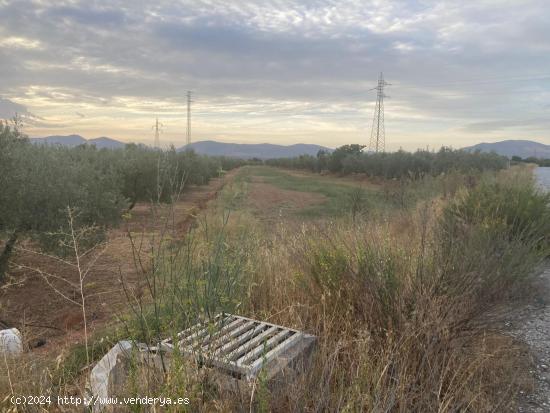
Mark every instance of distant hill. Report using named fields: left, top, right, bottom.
left=87, top=137, right=126, bottom=149
left=31, top=135, right=126, bottom=149
left=179, top=140, right=332, bottom=159
left=31, top=134, right=87, bottom=147
left=463, top=140, right=550, bottom=159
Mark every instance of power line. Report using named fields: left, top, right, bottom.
left=394, top=73, right=550, bottom=90
left=191, top=87, right=547, bottom=114
left=189, top=73, right=550, bottom=109
left=369, top=72, right=390, bottom=153
left=146, top=73, right=549, bottom=133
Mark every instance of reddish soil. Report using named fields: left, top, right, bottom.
left=0, top=170, right=237, bottom=353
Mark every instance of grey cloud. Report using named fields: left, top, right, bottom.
left=463, top=118, right=550, bottom=133
left=45, top=4, right=127, bottom=27
left=0, top=0, right=549, bottom=143
left=0, top=98, right=29, bottom=119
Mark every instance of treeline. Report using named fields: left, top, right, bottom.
left=0, top=122, right=243, bottom=280
left=511, top=155, right=550, bottom=167
left=265, top=144, right=508, bottom=178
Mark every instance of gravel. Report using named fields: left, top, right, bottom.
left=506, top=263, right=550, bottom=412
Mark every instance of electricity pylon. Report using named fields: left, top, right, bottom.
left=186, top=91, right=192, bottom=146
left=368, top=72, right=390, bottom=153
left=153, top=118, right=163, bottom=148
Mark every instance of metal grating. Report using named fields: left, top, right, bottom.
left=159, top=314, right=315, bottom=381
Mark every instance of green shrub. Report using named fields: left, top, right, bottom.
left=436, top=171, right=550, bottom=314
left=122, top=211, right=253, bottom=345
left=442, top=172, right=550, bottom=252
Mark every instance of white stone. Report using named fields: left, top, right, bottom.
left=88, top=341, right=166, bottom=412
left=89, top=340, right=133, bottom=412
left=0, top=328, right=23, bottom=356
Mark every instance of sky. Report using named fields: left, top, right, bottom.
left=0, top=0, right=549, bottom=150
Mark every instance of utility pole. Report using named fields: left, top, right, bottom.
left=368, top=72, right=390, bottom=153
left=153, top=117, right=163, bottom=148
left=186, top=91, right=192, bottom=146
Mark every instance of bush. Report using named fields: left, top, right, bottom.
left=436, top=170, right=550, bottom=313
left=442, top=171, right=550, bottom=250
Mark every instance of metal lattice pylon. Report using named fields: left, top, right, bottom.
left=186, top=91, right=192, bottom=146
left=368, top=72, right=390, bottom=153
left=153, top=118, right=163, bottom=148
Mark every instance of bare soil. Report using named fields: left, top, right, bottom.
left=246, top=177, right=326, bottom=221
left=0, top=171, right=237, bottom=353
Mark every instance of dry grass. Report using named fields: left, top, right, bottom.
left=118, top=167, right=535, bottom=412
left=242, top=216, right=532, bottom=412
left=1, top=166, right=544, bottom=412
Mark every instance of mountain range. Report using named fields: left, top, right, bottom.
left=30, top=135, right=330, bottom=158
left=30, top=135, right=550, bottom=159
left=31, top=135, right=126, bottom=149
left=178, top=140, right=331, bottom=159
left=462, top=140, right=550, bottom=159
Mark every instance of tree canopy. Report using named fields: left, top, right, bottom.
left=0, top=122, right=243, bottom=280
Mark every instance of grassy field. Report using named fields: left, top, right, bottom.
left=228, top=165, right=435, bottom=225
left=239, top=166, right=383, bottom=219
left=2, top=164, right=549, bottom=412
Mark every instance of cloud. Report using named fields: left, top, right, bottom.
left=0, top=98, right=29, bottom=119
left=0, top=36, right=42, bottom=50
left=0, top=0, right=548, bottom=148
left=463, top=118, right=550, bottom=133
left=45, top=4, right=127, bottom=27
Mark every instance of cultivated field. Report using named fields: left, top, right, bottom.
left=1, top=170, right=238, bottom=345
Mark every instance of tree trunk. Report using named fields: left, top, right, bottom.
left=0, top=230, right=18, bottom=283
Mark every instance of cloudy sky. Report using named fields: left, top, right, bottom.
left=0, top=0, right=549, bottom=150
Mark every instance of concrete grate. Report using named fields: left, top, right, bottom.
left=160, top=314, right=316, bottom=381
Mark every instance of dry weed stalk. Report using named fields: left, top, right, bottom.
left=14, top=207, right=107, bottom=365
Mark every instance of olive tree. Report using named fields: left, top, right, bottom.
left=0, top=124, right=126, bottom=281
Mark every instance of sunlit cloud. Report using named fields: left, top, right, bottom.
left=0, top=36, right=42, bottom=50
